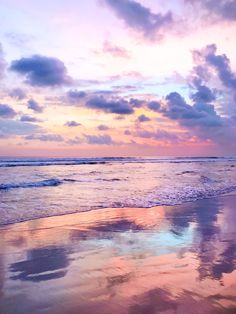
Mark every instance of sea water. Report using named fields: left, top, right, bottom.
left=1, top=156, right=236, bottom=225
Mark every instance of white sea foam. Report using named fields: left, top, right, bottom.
left=0, top=157, right=236, bottom=225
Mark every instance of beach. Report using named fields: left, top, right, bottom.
left=0, top=194, right=235, bottom=314
left=1, top=0, right=236, bottom=312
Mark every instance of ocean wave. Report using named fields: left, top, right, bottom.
left=177, top=171, right=197, bottom=175
left=0, top=161, right=106, bottom=168
left=0, top=156, right=236, bottom=168
left=96, top=178, right=122, bottom=182
left=1, top=157, right=236, bottom=225
left=199, top=175, right=219, bottom=184
left=0, top=179, right=63, bottom=190
left=115, top=184, right=236, bottom=209
left=1, top=183, right=236, bottom=226
left=0, top=177, right=125, bottom=190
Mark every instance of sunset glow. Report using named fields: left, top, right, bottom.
left=0, top=0, right=236, bottom=156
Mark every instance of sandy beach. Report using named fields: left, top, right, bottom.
left=1, top=0, right=236, bottom=311
left=0, top=194, right=235, bottom=314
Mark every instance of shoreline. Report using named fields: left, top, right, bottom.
left=0, top=194, right=235, bottom=314
left=1, top=192, right=236, bottom=229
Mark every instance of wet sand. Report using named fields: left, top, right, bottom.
left=0, top=195, right=235, bottom=314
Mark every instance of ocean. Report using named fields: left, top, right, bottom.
left=1, top=156, right=236, bottom=225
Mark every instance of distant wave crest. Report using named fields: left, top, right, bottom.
left=0, top=179, right=62, bottom=190
left=0, top=156, right=236, bottom=168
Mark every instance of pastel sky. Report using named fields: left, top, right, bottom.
left=0, top=0, right=236, bottom=157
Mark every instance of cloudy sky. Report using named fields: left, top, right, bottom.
left=0, top=0, right=236, bottom=157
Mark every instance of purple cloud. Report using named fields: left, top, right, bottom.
left=20, top=115, right=40, bottom=122
left=97, top=124, right=110, bottom=131
left=136, top=129, right=179, bottom=142
left=28, top=99, right=43, bottom=113
left=66, top=90, right=87, bottom=104
left=191, top=44, right=236, bottom=91
left=204, top=44, right=236, bottom=90
left=164, top=92, right=222, bottom=128
left=148, top=101, right=161, bottom=112
left=187, top=0, right=236, bottom=21
left=103, top=0, right=173, bottom=38
left=9, top=88, right=26, bottom=100
left=67, top=136, right=83, bottom=145
left=102, top=40, right=130, bottom=58
left=86, top=96, right=134, bottom=114
left=0, top=119, right=40, bottom=137
left=10, top=55, right=72, bottom=87
left=25, top=134, right=64, bottom=142
left=124, top=130, right=131, bottom=135
left=129, top=98, right=144, bottom=108
left=64, top=121, right=81, bottom=127
left=0, top=104, right=17, bottom=118
left=190, top=85, right=216, bottom=103
left=190, top=44, right=236, bottom=120
left=137, top=114, right=151, bottom=122
left=85, top=134, right=114, bottom=145
left=154, top=90, right=236, bottom=145
left=0, top=43, right=6, bottom=79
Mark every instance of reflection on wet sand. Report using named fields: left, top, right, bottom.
left=0, top=195, right=235, bottom=314
left=10, top=246, right=71, bottom=282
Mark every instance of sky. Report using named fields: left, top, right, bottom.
left=0, top=0, right=236, bottom=157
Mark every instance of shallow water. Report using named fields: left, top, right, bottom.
left=1, top=157, right=236, bottom=224
left=0, top=195, right=235, bottom=313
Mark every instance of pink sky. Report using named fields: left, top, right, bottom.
left=0, top=0, right=236, bottom=156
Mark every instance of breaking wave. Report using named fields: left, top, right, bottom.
left=1, top=156, right=236, bottom=225
left=0, top=179, right=63, bottom=190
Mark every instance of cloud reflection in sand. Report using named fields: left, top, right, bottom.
left=0, top=195, right=235, bottom=313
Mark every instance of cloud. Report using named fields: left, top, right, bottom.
left=0, top=104, right=17, bottom=118
left=164, top=43, right=236, bottom=145
left=9, top=88, right=26, bottom=100
left=192, top=44, right=236, bottom=90
left=102, top=40, right=130, bottom=58
left=0, top=133, right=8, bottom=139
left=164, top=92, right=223, bottom=128
left=20, top=115, right=40, bottom=122
left=0, top=119, right=40, bottom=137
left=203, top=44, right=236, bottom=90
left=28, top=99, right=43, bottom=113
left=66, top=89, right=87, bottom=104
left=85, top=134, right=114, bottom=145
left=25, top=134, right=64, bottom=142
left=129, top=98, right=144, bottom=108
left=0, top=43, right=6, bottom=79
left=137, top=114, right=151, bottom=122
left=124, top=130, right=131, bottom=135
left=67, top=136, right=83, bottom=145
left=187, top=0, right=236, bottom=21
left=154, top=89, right=236, bottom=145
left=97, top=124, right=110, bottom=130
left=191, top=65, right=211, bottom=86
left=190, top=44, right=236, bottom=120
left=4, top=32, right=34, bottom=49
left=114, top=115, right=125, bottom=120
left=190, top=85, right=216, bottom=103
left=103, top=0, right=173, bottom=38
left=148, top=101, right=161, bottom=112
left=10, top=55, right=72, bottom=87
left=64, top=121, right=81, bottom=127
left=136, top=129, right=179, bottom=142
left=86, top=96, right=134, bottom=114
